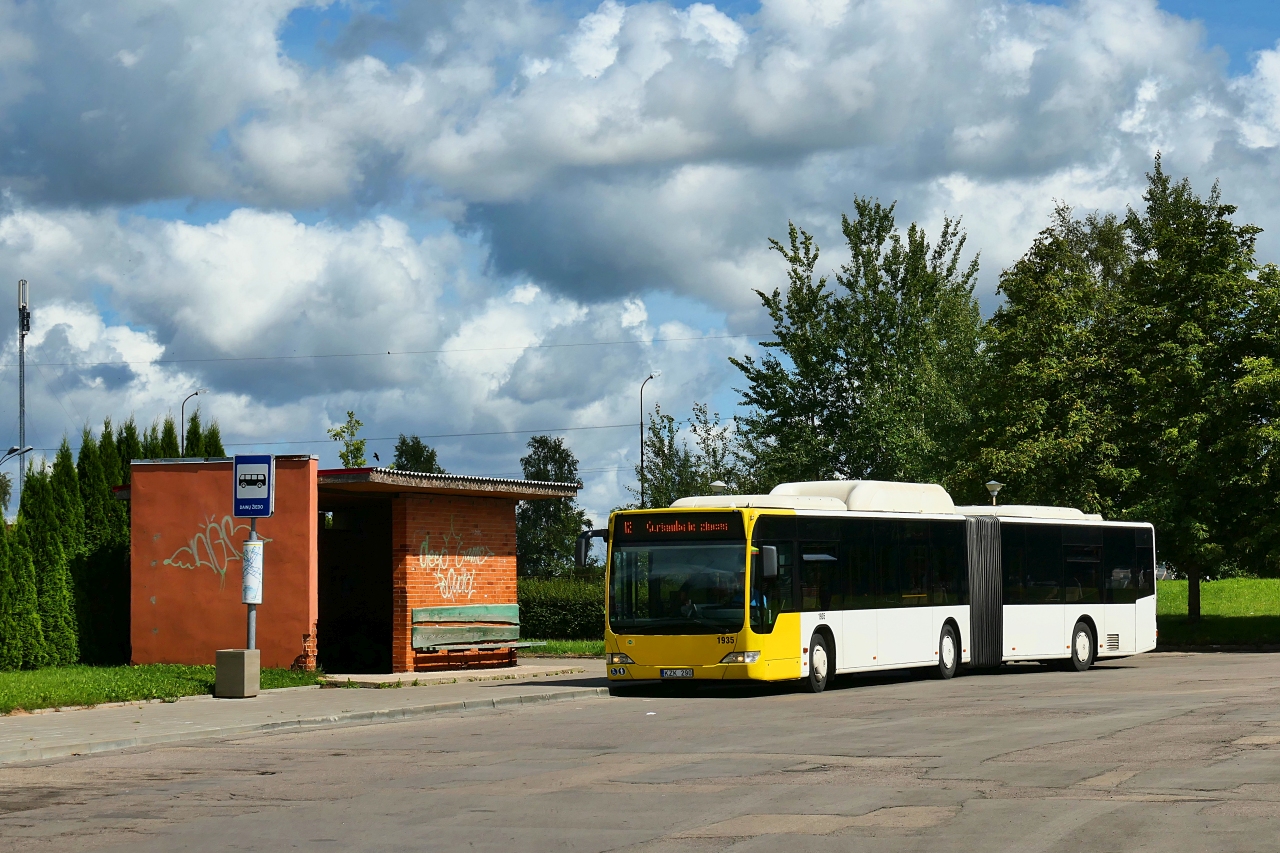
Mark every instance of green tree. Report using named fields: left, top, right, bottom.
left=203, top=421, right=225, bottom=457
left=99, top=417, right=122, bottom=489
left=0, top=472, right=10, bottom=514
left=1, top=519, right=46, bottom=668
left=20, top=464, right=77, bottom=665
left=516, top=436, right=591, bottom=578
left=631, top=404, right=700, bottom=508
left=184, top=410, right=204, bottom=457
left=392, top=434, right=446, bottom=473
left=1117, top=157, right=1280, bottom=620
left=957, top=207, right=1134, bottom=513
left=732, top=201, right=982, bottom=489
left=0, top=520, right=21, bottom=670
left=159, top=416, right=181, bottom=458
left=51, top=439, right=86, bottom=564
left=139, top=420, right=161, bottom=460
left=117, top=417, right=142, bottom=484
left=327, top=411, right=367, bottom=468
left=78, top=425, right=131, bottom=664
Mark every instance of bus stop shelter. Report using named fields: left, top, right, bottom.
left=124, top=458, right=578, bottom=673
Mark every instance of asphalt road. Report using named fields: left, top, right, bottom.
left=3, top=652, right=1280, bottom=852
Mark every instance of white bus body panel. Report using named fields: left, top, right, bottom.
left=1136, top=595, right=1157, bottom=652
left=1101, top=604, right=1136, bottom=655
left=1003, top=604, right=1064, bottom=659
left=841, top=610, right=877, bottom=671
left=878, top=608, right=933, bottom=666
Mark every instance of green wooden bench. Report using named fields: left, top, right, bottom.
left=411, top=604, right=542, bottom=652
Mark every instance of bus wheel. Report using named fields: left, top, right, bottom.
left=936, top=624, right=959, bottom=680
left=1068, top=621, right=1095, bottom=672
left=803, top=633, right=830, bottom=694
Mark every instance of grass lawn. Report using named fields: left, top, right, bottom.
left=0, top=664, right=323, bottom=715
left=1157, top=578, right=1280, bottom=646
left=525, top=639, right=604, bottom=657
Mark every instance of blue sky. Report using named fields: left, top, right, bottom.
left=5, top=0, right=1280, bottom=520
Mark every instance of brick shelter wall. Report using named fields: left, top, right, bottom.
left=131, top=457, right=319, bottom=669
left=390, top=494, right=518, bottom=672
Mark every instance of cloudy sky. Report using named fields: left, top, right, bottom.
left=2, top=0, right=1280, bottom=522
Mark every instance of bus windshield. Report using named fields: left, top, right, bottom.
left=609, top=543, right=747, bottom=634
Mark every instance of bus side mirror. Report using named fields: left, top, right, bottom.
left=575, top=529, right=608, bottom=569
left=761, top=546, right=778, bottom=579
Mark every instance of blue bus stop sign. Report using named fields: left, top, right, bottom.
left=233, top=455, right=275, bottom=518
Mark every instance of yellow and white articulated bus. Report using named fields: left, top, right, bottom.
left=579, top=481, right=1157, bottom=693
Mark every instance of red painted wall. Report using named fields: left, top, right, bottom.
left=391, top=495, right=518, bottom=672
left=130, top=457, right=318, bottom=669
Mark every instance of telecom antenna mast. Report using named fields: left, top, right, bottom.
left=18, top=279, right=29, bottom=493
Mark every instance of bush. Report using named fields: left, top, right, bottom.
left=518, top=578, right=604, bottom=640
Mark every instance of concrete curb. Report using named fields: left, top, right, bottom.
left=0, top=686, right=609, bottom=766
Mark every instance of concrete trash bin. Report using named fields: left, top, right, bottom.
left=215, top=649, right=261, bottom=698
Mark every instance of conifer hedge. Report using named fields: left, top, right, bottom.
left=0, top=411, right=225, bottom=670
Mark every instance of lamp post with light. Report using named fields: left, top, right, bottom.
left=180, top=388, right=207, bottom=456
left=985, top=480, right=1004, bottom=506
left=639, top=371, right=660, bottom=508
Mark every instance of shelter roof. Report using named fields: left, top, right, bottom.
left=317, top=467, right=579, bottom=500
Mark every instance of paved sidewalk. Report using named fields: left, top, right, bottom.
left=0, top=659, right=606, bottom=766
left=322, top=659, right=592, bottom=687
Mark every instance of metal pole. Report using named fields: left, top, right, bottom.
left=179, top=389, right=203, bottom=456
left=247, top=517, right=258, bottom=650
left=640, top=374, right=654, bottom=508
left=17, top=280, right=27, bottom=496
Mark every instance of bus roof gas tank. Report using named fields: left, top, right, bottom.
left=769, top=480, right=956, bottom=514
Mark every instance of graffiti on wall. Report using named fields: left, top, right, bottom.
left=164, top=515, right=272, bottom=588
left=417, top=515, right=494, bottom=601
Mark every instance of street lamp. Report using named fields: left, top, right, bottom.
left=180, top=388, right=207, bottom=456
left=985, top=480, right=1004, bottom=506
left=639, top=371, right=660, bottom=508
left=1, top=444, right=33, bottom=466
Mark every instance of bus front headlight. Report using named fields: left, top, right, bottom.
left=608, top=653, right=635, bottom=665
left=720, top=651, right=761, bottom=664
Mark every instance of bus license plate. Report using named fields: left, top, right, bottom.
left=661, top=668, right=693, bottom=679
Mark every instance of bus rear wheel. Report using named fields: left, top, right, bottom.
left=803, top=633, right=830, bottom=694
left=1068, top=621, right=1095, bottom=672
left=935, top=624, right=959, bottom=680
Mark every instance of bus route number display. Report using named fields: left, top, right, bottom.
left=614, top=512, right=744, bottom=541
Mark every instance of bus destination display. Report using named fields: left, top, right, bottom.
left=614, top=512, right=744, bottom=541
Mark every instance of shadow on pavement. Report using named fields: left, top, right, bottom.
left=605, top=660, right=1135, bottom=699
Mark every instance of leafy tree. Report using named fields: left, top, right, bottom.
left=327, top=411, right=367, bottom=468
left=20, top=464, right=77, bottom=665
left=632, top=404, right=698, bottom=509
left=79, top=425, right=131, bottom=664
left=957, top=207, right=1134, bottom=513
left=732, top=201, right=982, bottom=490
left=516, top=436, right=591, bottom=578
left=184, top=410, right=203, bottom=457
left=51, top=439, right=85, bottom=563
left=0, top=519, right=46, bottom=668
left=203, top=421, right=225, bottom=457
left=159, top=416, right=181, bottom=458
left=0, top=520, right=21, bottom=670
left=99, top=418, right=121, bottom=489
left=0, top=472, right=10, bottom=514
left=117, top=417, right=142, bottom=484
left=392, top=434, right=446, bottom=473
left=139, top=420, right=161, bottom=460
left=1116, top=157, right=1280, bottom=619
